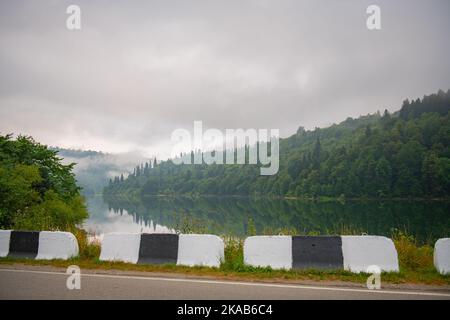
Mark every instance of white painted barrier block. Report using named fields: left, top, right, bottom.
left=244, top=236, right=292, bottom=270
left=0, top=230, right=11, bottom=257
left=434, top=238, right=450, bottom=275
left=36, top=231, right=79, bottom=260
left=99, top=233, right=141, bottom=264
left=341, top=236, right=399, bottom=273
left=177, top=234, right=224, bottom=267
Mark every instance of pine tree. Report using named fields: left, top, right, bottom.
left=312, top=137, right=321, bottom=168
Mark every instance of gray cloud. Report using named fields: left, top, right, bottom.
left=1, top=0, right=449, bottom=158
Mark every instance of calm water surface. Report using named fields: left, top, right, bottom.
left=83, top=195, right=450, bottom=244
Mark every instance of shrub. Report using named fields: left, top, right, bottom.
left=0, top=134, right=89, bottom=231
left=72, top=228, right=101, bottom=260
left=392, top=230, right=434, bottom=271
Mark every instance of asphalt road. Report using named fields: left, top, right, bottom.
left=0, top=268, right=449, bottom=300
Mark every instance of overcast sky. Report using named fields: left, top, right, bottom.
left=1, top=0, right=449, bottom=159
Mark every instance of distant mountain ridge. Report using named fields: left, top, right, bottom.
left=52, top=148, right=106, bottom=159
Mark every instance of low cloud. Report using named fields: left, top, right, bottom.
left=1, top=0, right=449, bottom=159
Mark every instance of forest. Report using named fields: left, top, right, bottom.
left=104, top=89, right=450, bottom=199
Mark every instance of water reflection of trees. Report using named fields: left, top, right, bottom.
left=103, top=195, right=450, bottom=243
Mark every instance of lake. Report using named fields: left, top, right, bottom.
left=83, top=195, right=450, bottom=244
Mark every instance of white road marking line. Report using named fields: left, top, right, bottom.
left=0, top=268, right=449, bottom=297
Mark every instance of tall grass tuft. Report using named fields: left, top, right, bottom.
left=71, top=228, right=101, bottom=260
left=221, top=237, right=245, bottom=272
left=391, top=230, right=434, bottom=272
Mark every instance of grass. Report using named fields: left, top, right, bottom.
left=1, top=229, right=449, bottom=286
left=72, top=228, right=101, bottom=260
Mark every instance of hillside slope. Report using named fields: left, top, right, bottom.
left=104, top=89, right=450, bottom=199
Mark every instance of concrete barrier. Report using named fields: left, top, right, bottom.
left=341, top=236, right=399, bottom=273
left=36, top=231, right=79, bottom=260
left=0, top=230, right=79, bottom=260
left=244, top=236, right=291, bottom=269
left=99, top=233, right=141, bottom=263
left=0, top=230, right=11, bottom=257
left=138, top=233, right=179, bottom=264
left=177, top=234, right=224, bottom=267
left=99, top=233, right=225, bottom=267
left=8, top=230, right=40, bottom=258
left=244, top=235, right=400, bottom=272
left=434, top=238, right=450, bottom=275
left=292, top=236, right=343, bottom=270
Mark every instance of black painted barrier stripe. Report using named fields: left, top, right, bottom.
left=137, top=233, right=179, bottom=265
left=8, top=231, right=40, bottom=259
left=292, top=236, right=344, bottom=270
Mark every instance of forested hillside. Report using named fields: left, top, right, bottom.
left=104, top=89, right=450, bottom=199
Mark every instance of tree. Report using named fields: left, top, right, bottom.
left=422, top=152, right=442, bottom=195
left=0, top=134, right=88, bottom=230
left=312, top=137, right=321, bottom=169
left=365, top=125, right=372, bottom=138
left=374, top=157, right=391, bottom=196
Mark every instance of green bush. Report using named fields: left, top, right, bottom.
left=73, top=228, right=101, bottom=260
left=221, top=237, right=245, bottom=271
left=392, top=230, right=434, bottom=272
left=0, top=134, right=89, bottom=231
